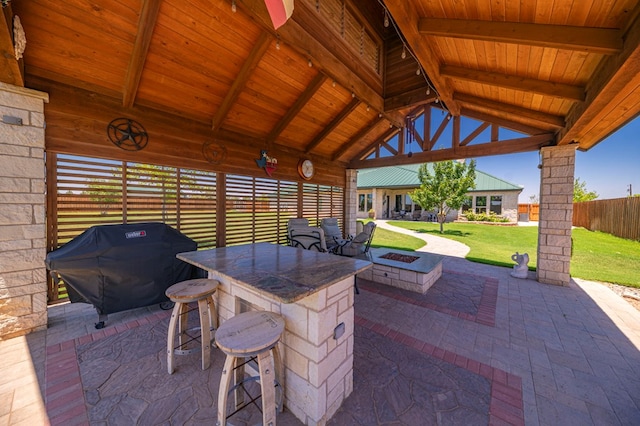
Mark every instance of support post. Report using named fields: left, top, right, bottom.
left=536, top=145, right=576, bottom=286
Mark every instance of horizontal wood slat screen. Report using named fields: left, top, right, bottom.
left=573, top=197, right=640, bottom=242
left=48, top=154, right=345, bottom=303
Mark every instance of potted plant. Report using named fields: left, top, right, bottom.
left=368, top=208, right=375, bottom=219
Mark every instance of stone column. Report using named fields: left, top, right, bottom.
left=344, top=169, right=358, bottom=237
left=536, top=145, right=576, bottom=286
left=0, top=83, right=49, bottom=339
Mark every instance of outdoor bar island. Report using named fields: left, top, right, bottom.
left=177, top=242, right=372, bottom=425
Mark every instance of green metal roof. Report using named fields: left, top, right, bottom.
left=357, top=163, right=523, bottom=192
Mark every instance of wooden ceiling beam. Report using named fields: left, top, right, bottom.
left=454, top=93, right=565, bottom=130
left=460, top=107, right=547, bottom=136
left=442, top=65, right=585, bottom=101
left=557, top=2, right=640, bottom=148
left=237, top=0, right=396, bottom=125
left=0, top=5, right=23, bottom=86
left=267, top=73, right=327, bottom=145
left=304, top=98, right=360, bottom=153
left=122, top=0, right=162, bottom=108
left=332, top=115, right=384, bottom=161
left=212, top=31, right=271, bottom=131
left=349, top=134, right=554, bottom=169
left=427, top=112, right=452, bottom=151
left=354, top=126, right=399, bottom=161
left=383, top=0, right=460, bottom=115
left=384, top=87, right=436, bottom=112
left=418, top=18, right=622, bottom=55
left=460, top=122, right=490, bottom=147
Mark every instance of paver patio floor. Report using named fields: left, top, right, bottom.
left=2, top=247, right=640, bottom=425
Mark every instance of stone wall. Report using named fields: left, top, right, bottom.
left=536, top=145, right=576, bottom=286
left=0, top=83, right=49, bottom=339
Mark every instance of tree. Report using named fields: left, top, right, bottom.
left=410, top=160, right=477, bottom=233
left=573, top=178, right=598, bottom=202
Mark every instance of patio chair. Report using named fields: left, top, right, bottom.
left=320, top=218, right=351, bottom=251
left=287, top=218, right=309, bottom=245
left=289, top=226, right=328, bottom=252
left=334, top=222, right=376, bottom=257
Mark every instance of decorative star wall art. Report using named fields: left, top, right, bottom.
left=107, top=118, right=148, bottom=151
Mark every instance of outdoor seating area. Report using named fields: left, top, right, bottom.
left=2, top=1, right=640, bottom=425
left=287, top=218, right=377, bottom=257
left=6, top=251, right=640, bottom=425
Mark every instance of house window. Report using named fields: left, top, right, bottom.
left=475, top=196, right=487, bottom=213
left=490, top=196, right=502, bottom=214
left=358, top=193, right=373, bottom=212
left=405, top=194, right=412, bottom=209
left=462, top=196, right=472, bottom=213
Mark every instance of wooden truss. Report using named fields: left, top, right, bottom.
left=348, top=104, right=555, bottom=168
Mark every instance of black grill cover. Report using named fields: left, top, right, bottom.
left=45, top=222, right=198, bottom=315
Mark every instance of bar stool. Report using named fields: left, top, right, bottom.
left=165, top=278, right=219, bottom=374
left=216, top=311, right=285, bottom=426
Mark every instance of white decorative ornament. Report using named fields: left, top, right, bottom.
left=13, top=15, right=26, bottom=60
left=510, top=252, right=529, bottom=279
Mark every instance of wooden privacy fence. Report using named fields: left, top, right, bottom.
left=573, top=197, right=640, bottom=241
left=517, top=203, right=539, bottom=221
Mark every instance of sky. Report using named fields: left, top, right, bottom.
left=401, top=112, right=640, bottom=203
left=471, top=116, right=640, bottom=202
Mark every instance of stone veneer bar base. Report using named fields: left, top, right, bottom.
left=357, top=248, right=443, bottom=294
left=212, top=272, right=355, bottom=426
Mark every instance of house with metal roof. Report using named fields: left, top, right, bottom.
left=357, top=163, right=523, bottom=222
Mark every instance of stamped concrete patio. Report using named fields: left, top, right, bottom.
left=2, top=224, right=640, bottom=425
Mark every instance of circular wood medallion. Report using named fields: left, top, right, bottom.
left=202, top=140, right=227, bottom=164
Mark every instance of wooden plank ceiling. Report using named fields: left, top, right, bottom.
left=4, top=0, right=640, bottom=169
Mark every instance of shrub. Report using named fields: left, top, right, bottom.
left=463, top=210, right=510, bottom=223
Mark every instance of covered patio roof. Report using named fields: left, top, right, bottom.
left=4, top=0, right=640, bottom=169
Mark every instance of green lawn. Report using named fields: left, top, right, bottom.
left=376, top=221, right=640, bottom=288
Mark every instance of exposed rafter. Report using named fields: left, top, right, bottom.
left=237, top=0, right=401, bottom=126
left=332, top=116, right=385, bottom=161
left=354, top=126, right=400, bottom=162
left=418, top=18, right=622, bottom=55
left=212, top=31, right=271, bottom=131
left=426, top=112, right=452, bottom=151
left=454, top=93, right=565, bottom=130
left=384, top=87, right=436, bottom=112
left=267, top=73, right=327, bottom=145
left=122, top=0, right=162, bottom=108
left=557, top=2, right=640, bottom=148
left=383, top=0, right=460, bottom=115
left=460, top=108, right=548, bottom=136
left=305, top=98, right=360, bottom=153
left=441, top=65, right=585, bottom=101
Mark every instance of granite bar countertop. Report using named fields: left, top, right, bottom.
left=177, top=242, right=372, bottom=303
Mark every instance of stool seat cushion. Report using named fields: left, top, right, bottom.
left=165, top=278, right=218, bottom=303
left=216, top=311, right=284, bottom=356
